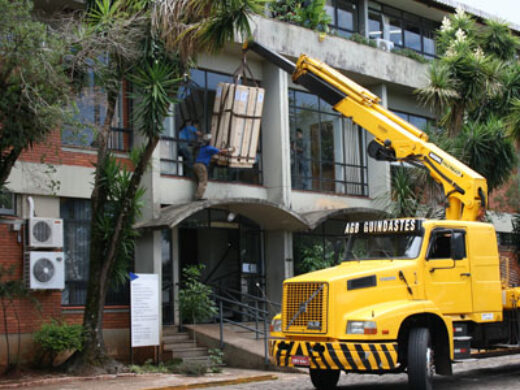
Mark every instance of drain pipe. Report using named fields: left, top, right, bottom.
left=27, top=196, right=35, bottom=218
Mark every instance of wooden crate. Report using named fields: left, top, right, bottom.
left=210, top=82, right=264, bottom=168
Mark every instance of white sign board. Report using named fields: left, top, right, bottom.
left=130, top=273, right=160, bottom=347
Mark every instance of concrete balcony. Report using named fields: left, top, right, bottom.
left=248, top=15, right=430, bottom=90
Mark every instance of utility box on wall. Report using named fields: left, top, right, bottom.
left=210, top=82, right=265, bottom=168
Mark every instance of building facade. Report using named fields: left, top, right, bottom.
left=1, top=0, right=514, bottom=364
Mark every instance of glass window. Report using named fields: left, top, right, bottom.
left=62, top=71, right=132, bottom=152
left=368, top=11, right=383, bottom=39
left=389, top=17, right=403, bottom=46
left=294, top=220, right=346, bottom=275
left=392, top=110, right=431, bottom=131
left=328, top=0, right=359, bottom=36
left=289, top=88, right=368, bottom=196
left=404, top=21, right=422, bottom=51
left=160, top=69, right=263, bottom=185
left=0, top=190, right=15, bottom=216
left=61, top=198, right=129, bottom=306
left=370, top=1, right=438, bottom=58
left=344, top=233, right=423, bottom=260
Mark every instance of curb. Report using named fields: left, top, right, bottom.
left=0, top=373, right=142, bottom=389
left=143, top=374, right=278, bottom=389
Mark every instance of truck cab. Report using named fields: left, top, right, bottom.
left=269, top=218, right=503, bottom=389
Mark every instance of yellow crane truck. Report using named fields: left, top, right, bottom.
left=245, top=41, right=520, bottom=390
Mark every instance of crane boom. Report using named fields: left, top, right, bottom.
left=245, top=41, right=487, bottom=221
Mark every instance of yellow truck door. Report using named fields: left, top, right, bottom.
left=424, top=228, right=473, bottom=315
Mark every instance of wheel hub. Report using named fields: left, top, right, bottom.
left=426, top=347, right=434, bottom=378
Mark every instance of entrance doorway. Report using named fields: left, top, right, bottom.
left=178, top=208, right=264, bottom=317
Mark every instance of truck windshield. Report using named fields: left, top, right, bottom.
left=344, top=234, right=423, bottom=261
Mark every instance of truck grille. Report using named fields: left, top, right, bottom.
left=283, top=282, right=328, bottom=334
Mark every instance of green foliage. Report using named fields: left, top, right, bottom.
left=458, top=118, right=516, bottom=191
left=270, top=0, right=331, bottom=32
left=208, top=348, right=224, bottom=373
left=33, top=320, right=84, bottom=357
left=129, top=358, right=181, bottom=374
left=391, top=48, right=430, bottom=64
left=96, top=155, right=145, bottom=287
left=347, top=33, right=377, bottom=48
left=0, top=0, right=72, bottom=186
left=295, top=242, right=336, bottom=274
left=179, top=265, right=217, bottom=324
left=416, top=8, right=520, bottom=195
left=173, top=360, right=208, bottom=376
left=129, top=62, right=180, bottom=139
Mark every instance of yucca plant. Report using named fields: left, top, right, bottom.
left=415, top=8, right=520, bottom=212
left=66, top=0, right=266, bottom=372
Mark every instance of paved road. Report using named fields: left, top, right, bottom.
left=207, top=354, right=520, bottom=390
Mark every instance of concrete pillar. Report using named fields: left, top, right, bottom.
left=264, top=231, right=293, bottom=314
left=367, top=83, right=391, bottom=202
left=261, top=62, right=292, bottom=208
left=133, top=131, right=163, bottom=324
left=358, top=0, right=369, bottom=38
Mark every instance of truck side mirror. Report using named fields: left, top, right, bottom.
left=451, top=232, right=465, bottom=260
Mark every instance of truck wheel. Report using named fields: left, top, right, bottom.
left=309, top=369, right=340, bottom=390
left=408, top=327, right=434, bottom=390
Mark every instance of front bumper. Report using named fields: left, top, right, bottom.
left=269, top=339, right=399, bottom=372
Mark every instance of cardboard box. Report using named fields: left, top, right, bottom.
left=211, top=82, right=265, bottom=168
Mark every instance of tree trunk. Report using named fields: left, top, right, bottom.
left=0, top=147, right=23, bottom=188
left=69, top=90, right=117, bottom=369
left=70, top=89, right=160, bottom=371
left=1, top=299, right=10, bottom=372
left=449, top=102, right=465, bottom=137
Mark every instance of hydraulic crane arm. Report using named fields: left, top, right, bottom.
left=245, top=41, right=487, bottom=221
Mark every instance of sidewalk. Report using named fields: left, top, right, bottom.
left=0, top=368, right=284, bottom=390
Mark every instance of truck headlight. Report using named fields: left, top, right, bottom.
left=270, top=318, right=282, bottom=333
left=347, top=321, right=377, bottom=335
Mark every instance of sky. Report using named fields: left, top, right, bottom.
left=456, top=0, right=520, bottom=26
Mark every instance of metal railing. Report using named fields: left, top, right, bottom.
left=211, top=285, right=281, bottom=366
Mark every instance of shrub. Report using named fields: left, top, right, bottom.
left=33, top=320, right=83, bottom=362
left=173, top=360, right=208, bottom=376
left=391, top=47, right=430, bottom=63
left=270, top=0, right=331, bottom=33
left=129, top=359, right=182, bottom=374
left=208, top=348, right=224, bottom=373
left=179, top=265, right=217, bottom=324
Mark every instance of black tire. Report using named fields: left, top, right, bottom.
left=408, top=327, right=434, bottom=390
left=309, top=368, right=340, bottom=390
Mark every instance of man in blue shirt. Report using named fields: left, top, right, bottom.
left=178, top=120, right=201, bottom=176
left=193, top=133, right=233, bottom=200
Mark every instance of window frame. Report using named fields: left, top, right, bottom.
left=327, top=0, right=360, bottom=37
left=159, top=68, right=264, bottom=186
left=0, top=191, right=15, bottom=216
left=60, top=198, right=130, bottom=306
left=426, top=228, right=467, bottom=260
left=368, top=1, right=439, bottom=59
left=289, top=88, right=369, bottom=196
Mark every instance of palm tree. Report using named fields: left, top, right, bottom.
left=416, top=9, right=518, bottom=194
left=66, top=0, right=266, bottom=371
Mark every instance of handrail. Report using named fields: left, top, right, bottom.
left=212, top=292, right=268, bottom=315
left=211, top=290, right=274, bottom=366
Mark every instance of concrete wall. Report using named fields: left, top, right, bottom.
left=248, top=15, right=430, bottom=89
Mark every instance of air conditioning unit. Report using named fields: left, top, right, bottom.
left=375, top=38, right=394, bottom=52
left=24, top=251, right=65, bottom=290
left=28, top=217, right=63, bottom=248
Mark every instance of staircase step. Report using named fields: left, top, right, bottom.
left=182, top=356, right=211, bottom=365
left=164, top=341, right=198, bottom=350
left=162, top=327, right=184, bottom=336
left=170, top=347, right=208, bottom=358
left=162, top=334, right=191, bottom=343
